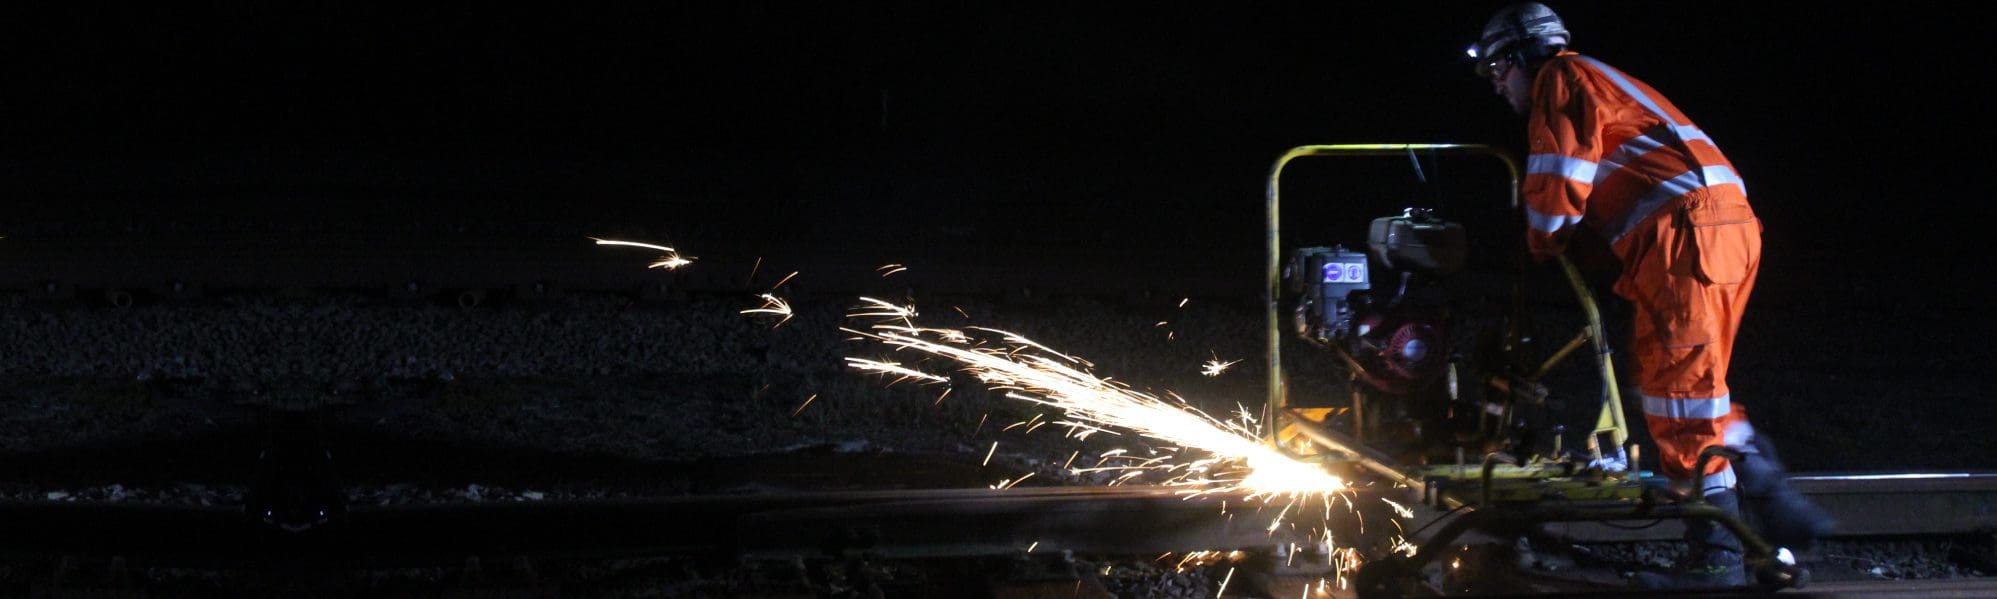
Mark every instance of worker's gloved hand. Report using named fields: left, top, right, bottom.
left=1733, top=433, right=1835, bottom=553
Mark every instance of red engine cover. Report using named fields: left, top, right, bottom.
left=1355, top=311, right=1449, bottom=393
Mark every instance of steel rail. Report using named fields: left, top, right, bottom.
left=0, top=485, right=1394, bottom=570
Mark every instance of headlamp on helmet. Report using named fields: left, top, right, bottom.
left=1469, top=2, right=1570, bottom=77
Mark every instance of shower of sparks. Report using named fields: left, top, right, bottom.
left=741, top=293, right=795, bottom=327
left=842, top=297, right=1375, bottom=590
left=592, top=238, right=694, bottom=270
left=841, top=301, right=1349, bottom=503
left=1201, top=356, right=1242, bottom=377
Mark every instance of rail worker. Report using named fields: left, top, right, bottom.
left=1466, top=2, right=1833, bottom=588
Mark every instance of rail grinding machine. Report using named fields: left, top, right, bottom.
left=1261, top=144, right=1803, bottom=596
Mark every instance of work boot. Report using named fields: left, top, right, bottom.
left=1736, top=433, right=1836, bottom=553
left=1631, top=489, right=1747, bottom=589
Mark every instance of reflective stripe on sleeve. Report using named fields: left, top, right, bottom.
left=1642, top=393, right=1731, bottom=420
left=1525, top=206, right=1582, bottom=234
left=1528, top=153, right=1598, bottom=184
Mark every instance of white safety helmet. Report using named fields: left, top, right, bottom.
left=1468, top=2, right=1571, bottom=77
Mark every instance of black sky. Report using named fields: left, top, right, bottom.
left=0, top=2, right=1985, bottom=268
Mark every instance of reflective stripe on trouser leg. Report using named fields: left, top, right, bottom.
left=1643, top=393, right=1738, bottom=495
left=1696, top=465, right=1737, bottom=495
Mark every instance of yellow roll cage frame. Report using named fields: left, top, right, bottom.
left=1261, top=144, right=1629, bottom=499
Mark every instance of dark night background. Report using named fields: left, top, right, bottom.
left=1, top=1, right=1990, bottom=467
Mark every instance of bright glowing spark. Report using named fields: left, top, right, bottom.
left=770, top=270, right=799, bottom=290
left=791, top=393, right=819, bottom=417
left=849, top=296, right=918, bottom=322
left=747, top=256, right=763, bottom=285
left=1380, top=497, right=1415, bottom=519
left=1178, top=298, right=1190, bottom=308
left=1002, top=413, right=1042, bottom=433
left=1218, top=567, right=1236, bottom=597
left=877, top=263, right=908, bottom=277
left=1201, top=357, right=1242, bottom=377
left=982, top=441, right=998, bottom=466
left=741, top=293, right=795, bottom=327
left=1026, top=541, right=1039, bottom=553
left=842, top=358, right=948, bottom=385
left=963, top=326, right=1085, bottom=365
left=992, top=472, right=1035, bottom=490
left=592, top=238, right=694, bottom=270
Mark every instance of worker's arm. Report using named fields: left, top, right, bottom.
left=1521, top=58, right=1601, bottom=260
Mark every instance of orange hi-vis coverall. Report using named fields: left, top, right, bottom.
left=1521, top=52, right=1762, bottom=494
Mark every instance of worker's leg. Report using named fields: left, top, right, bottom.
left=1632, top=288, right=1746, bottom=586
left=1627, top=207, right=1747, bottom=584
left=1631, top=292, right=1736, bottom=496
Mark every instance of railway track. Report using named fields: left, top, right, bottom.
left=1, top=470, right=1992, bottom=597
